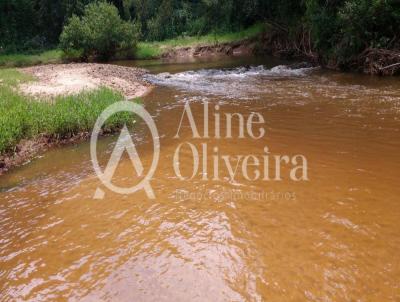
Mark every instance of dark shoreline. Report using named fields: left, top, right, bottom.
left=0, top=133, right=89, bottom=175
left=0, top=129, right=121, bottom=175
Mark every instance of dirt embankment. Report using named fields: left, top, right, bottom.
left=255, top=29, right=400, bottom=76
left=159, top=34, right=319, bottom=66
left=20, top=63, right=153, bottom=99
left=161, top=30, right=400, bottom=75
left=0, top=133, right=92, bottom=174
left=161, top=39, right=258, bottom=60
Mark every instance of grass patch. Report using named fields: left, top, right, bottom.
left=0, top=49, right=63, bottom=68
left=135, top=23, right=265, bottom=59
left=0, top=68, right=34, bottom=86
left=135, top=43, right=163, bottom=60
left=0, top=68, right=133, bottom=154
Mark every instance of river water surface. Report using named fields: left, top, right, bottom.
left=1, top=56, right=400, bottom=301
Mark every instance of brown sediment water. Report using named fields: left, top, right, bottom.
left=1, top=56, right=400, bottom=301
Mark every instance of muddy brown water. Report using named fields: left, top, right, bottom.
left=1, top=56, right=400, bottom=301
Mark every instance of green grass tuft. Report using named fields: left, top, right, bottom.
left=135, top=43, right=163, bottom=60
left=0, top=68, right=35, bottom=86
left=0, top=49, right=63, bottom=68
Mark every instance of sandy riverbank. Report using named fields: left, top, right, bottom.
left=19, top=63, right=153, bottom=99
left=0, top=63, right=153, bottom=174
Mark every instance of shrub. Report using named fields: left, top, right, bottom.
left=305, top=0, right=400, bottom=66
left=59, top=2, right=138, bottom=61
left=337, top=0, right=400, bottom=54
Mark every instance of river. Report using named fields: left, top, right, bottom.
left=1, top=56, right=400, bottom=301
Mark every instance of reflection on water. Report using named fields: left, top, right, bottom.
left=1, top=56, right=400, bottom=301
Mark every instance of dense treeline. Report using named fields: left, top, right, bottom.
left=1, top=0, right=399, bottom=69
left=0, top=0, right=269, bottom=52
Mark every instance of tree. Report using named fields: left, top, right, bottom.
left=59, top=1, right=138, bottom=60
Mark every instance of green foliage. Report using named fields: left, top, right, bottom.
left=134, top=23, right=265, bottom=59
left=135, top=43, right=163, bottom=60
left=0, top=0, right=399, bottom=68
left=0, top=69, right=133, bottom=154
left=0, top=0, right=94, bottom=52
left=304, top=0, right=400, bottom=66
left=0, top=0, right=39, bottom=52
left=337, top=0, right=400, bottom=55
left=0, top=50, right=63, bottom=68
left=59, top=1, right=138, bottom=60
left=133, top=0, right=268, bottom=41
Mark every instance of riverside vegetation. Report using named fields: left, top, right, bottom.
left=0, top=0, right=399, bottom=73
left=0, top=68, right=135, bottom=171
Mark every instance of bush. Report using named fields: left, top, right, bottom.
left=305, top=0, right=400, bottom=66
left=337, top=0, right=400, bottom=54
left=59, top=2, right=138, bottom=61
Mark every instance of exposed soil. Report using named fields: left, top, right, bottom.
left=0, top=134, right=87, bottom=174
left=19, top=63, right=153, bottom=99
left=0, top=129, right=119, bottom=175
left=161, top=38, right=258, bottom=60
left=161, top=30, right=399, bottom=76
